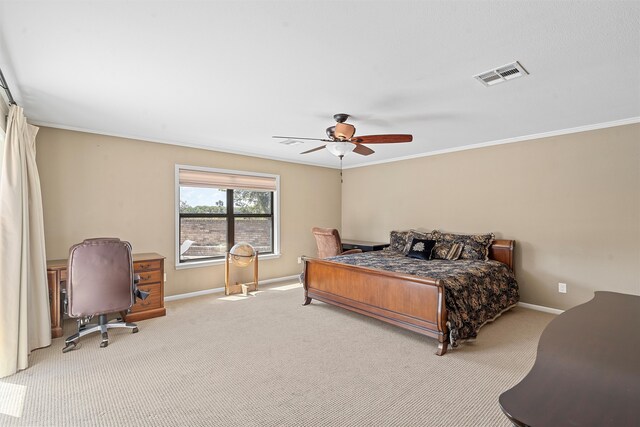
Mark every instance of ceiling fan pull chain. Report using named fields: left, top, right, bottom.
left=339, top=155, right=344, bottom=183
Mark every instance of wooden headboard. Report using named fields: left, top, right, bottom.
left=489, top=239, right=515, bottom=271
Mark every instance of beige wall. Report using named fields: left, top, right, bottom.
left=36, top=127, right=342, bottom=296
left=35, top=123, right=640, bottom=308
left=342, top=123, right=640, bottom=310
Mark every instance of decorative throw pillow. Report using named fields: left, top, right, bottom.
left=432, top=242, right=464, bottom=260
left=431, top=230, right=494, bottom=261
left=386, top=230, right=412, bottom=253
left=405, top=238, right=436, bottom=260
left=401, top=229, right=437, bottom=254
left=446, top=242, right=464, bottom=260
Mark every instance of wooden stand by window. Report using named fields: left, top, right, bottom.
left=225, top=249, right=259, bottom=296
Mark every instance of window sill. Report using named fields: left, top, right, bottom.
left=175, top=253, right=281, bottom=270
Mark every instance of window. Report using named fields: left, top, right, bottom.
left=176, top=165, right=279, bottom=266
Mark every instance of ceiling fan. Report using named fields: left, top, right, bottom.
left=273, top=113, right=412, bottom=158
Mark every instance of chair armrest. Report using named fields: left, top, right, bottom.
left=132, top=274, right=149, bottom=301
left=341, top=249, right=363, bottom=255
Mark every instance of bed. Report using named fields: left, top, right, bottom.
left=302, top=234, right=518, bottom=355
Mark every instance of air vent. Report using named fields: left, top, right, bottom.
left=474, top=61, right=529, bottom=86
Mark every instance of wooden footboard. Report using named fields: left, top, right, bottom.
left=302, top=257, right=449, bottom=355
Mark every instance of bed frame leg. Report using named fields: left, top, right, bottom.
left=303, top=296, right=312, bottom=305
left=436, top=341, right=448, bottom=356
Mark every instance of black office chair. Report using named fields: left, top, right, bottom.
left=62, top=238, right=147, bottom=353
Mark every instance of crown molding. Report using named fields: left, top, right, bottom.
left=31, top=116, right=639, bottom=171
left=29, top=120, right=338, bottom=170
left=344, top=117, right=640, bottom=169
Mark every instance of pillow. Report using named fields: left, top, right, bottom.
left=431, top=230, right=494, bottom=261
left=386, top=230, right=412, bottom=253
left=402, top=229, right=437, bottom=254
left=405, top=238, right=436, bottom=260
left=432, top=242, right=464, bottom=260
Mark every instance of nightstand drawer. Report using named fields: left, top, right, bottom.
left=134, top=259, right=162, bottom=272
left=131, top=283, right=162, bottom=312
left=136, top=270, right=162, bottom=285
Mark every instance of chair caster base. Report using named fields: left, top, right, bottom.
left=100, top=331, right=109, bottom=348
left=62, top=341, right=77, bottom=353
left=62, top=316, right=139, bottom=352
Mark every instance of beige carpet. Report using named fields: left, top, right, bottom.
left=0, top=281, right=554, bottom=426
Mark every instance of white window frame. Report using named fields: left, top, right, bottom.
left=175, top=164, right=281, bottom=269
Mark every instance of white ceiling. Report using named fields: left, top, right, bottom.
left=0, top=1, right=638, bottom=168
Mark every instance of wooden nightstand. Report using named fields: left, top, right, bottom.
left=125, top=253, right=167, bottom=322
left=341, top=240, right=389, bottom=252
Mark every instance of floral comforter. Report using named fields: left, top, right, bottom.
left=324, top=250, right=519, bottom=347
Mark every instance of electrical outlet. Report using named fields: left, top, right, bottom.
left=297, top=257, right=302, bottom=264
left=558, top=282, right=567, bottom=293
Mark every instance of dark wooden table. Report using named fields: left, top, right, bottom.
left=341, top=239, right=389, bottom=252
left=499, top=291, right=640, bottom=427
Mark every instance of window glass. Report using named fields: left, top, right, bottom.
left=234, top=217, right=273, bottom=254
left=179, top=217, right=228, bottom=261
left=180, top=187, right=226, bottom=214
left=233, top=190, right=271, bottom=214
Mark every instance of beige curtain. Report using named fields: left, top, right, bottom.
left=0, top=105, right=51, bottom=378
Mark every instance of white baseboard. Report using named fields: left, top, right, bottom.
left=164, top=287, right=225, bottom=302
left=164, top=274, right=301, bottom=302
left=165, top=278, right=563, bottom=316
left=260, top=274, right=301, bottom=285
left=517, top=302, right=564, bottom=315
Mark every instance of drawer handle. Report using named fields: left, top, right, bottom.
left=140, top=274, right=152, bottom=281
left=138, top=263, right=150, bottom=270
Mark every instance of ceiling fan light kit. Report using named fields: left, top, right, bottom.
left=273, top=113, right=412, bottom=159
left=326, top=141, right=356, bottom=157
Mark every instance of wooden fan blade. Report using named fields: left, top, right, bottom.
left=272, top=136, right=330, bottom=142
left=352, top=134, right=413, bottom=144
left=300, top=145, right=326, bottom=154
left=353, top=144, right=375, bottom=156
